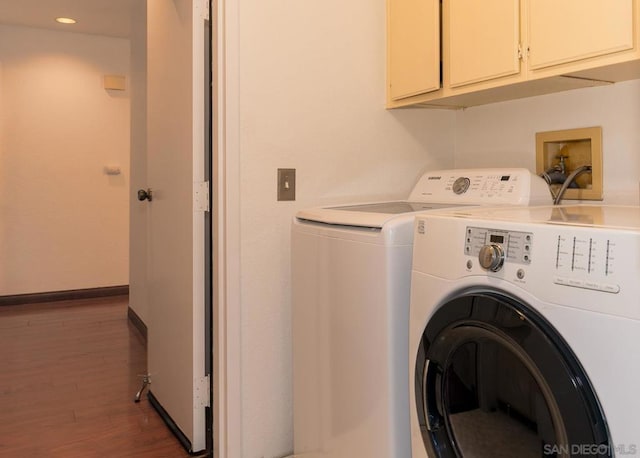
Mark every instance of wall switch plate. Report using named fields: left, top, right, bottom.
left=277, top=168, right=296, bottom=201
left=104, top=75, right=126, bottom=91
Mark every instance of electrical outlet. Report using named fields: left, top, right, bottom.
left=277, top=168, right=296, bottom=201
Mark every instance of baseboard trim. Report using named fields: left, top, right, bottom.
left=148, top=391, right=196, bottom=454
left=0, top=285, right=129, bottom=306
left=127, top=306, right=148, bottom=341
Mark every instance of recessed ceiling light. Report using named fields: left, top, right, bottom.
left=55, top=17, right=77, bottom=25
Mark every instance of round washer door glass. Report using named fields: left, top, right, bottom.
left=414, top=291, right=611, bottom=458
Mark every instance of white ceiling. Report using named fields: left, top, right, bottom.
left=0, top=0, right=140, bottom=39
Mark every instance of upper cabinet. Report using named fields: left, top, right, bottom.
left=528, top=0, right=634, bottom=72
left=387, top=0, right=441, bottom=101
left=387, top=0, right=640, bottom=109
left=446, top=0, right=521, bottom=88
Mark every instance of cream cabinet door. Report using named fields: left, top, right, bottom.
left=387, top=0, right=440, bottom=101
left=446, top=0, right=521, bottom=88
left=529, top=0, right=634, bottom=70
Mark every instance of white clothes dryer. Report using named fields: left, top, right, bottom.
left=291, top=169, right=550, bottom=458
left=409, top=205, right=640, bottom=458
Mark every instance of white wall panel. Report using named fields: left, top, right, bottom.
left=234, top=0, right=456, bottom=455
left=0, top=25, right=130, bottom=295
left=454, top=80, right=640, bottom=204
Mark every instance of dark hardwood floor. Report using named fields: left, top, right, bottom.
left=0, top=295, right=193, bottom=457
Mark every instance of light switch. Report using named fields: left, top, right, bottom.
left=104, top=165, right=122, bottom=175
left=277, top=168, right=296, bottom=201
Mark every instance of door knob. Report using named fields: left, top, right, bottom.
left=137, top=188, right=153, bottom=202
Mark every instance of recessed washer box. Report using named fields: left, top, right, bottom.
left=536, top=126, right=603, bottom=201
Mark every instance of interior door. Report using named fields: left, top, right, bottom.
left=146, top=0, right=210, bottom=453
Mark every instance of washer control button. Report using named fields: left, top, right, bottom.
left=567, top=278, right=584, bottom=288
left=554, top=276, right=620, bottom=294
left=478, top=244, right=505, bottom=272
left=554, top=276, right=569, bottom=286
left=602, top=283, right=620, bottom=294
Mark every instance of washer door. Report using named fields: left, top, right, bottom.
left=414, top=291, right=611, bottom=458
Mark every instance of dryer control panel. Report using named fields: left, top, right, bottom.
left=464, top=227, right=533, bottom=265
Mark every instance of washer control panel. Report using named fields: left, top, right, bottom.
left=465, top=227, right=533, bottom=265
left=447, top=173, right=514, bottom=197
left=407, top=168, right=551, bottom=205
left=451, top=177, right=471, bottom=195
left=552, top=233, right=620, bottom=293
left=464, top=227, right=622, bottom=294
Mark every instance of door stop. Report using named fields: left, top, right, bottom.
left=134, top=374, right=151, bottom=402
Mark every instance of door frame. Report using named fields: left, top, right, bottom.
left=212, top=0, right=242, bottom=456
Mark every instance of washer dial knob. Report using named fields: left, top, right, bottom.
left=452, top=177, right=471, bottom=194
left=478, top=244, right=505, bottom=272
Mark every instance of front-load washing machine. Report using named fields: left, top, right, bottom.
left=409, top=205, right=640, bottom=458
left=291, top=168, right=551, bottom=458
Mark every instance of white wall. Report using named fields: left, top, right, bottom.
left=0, top=25, right=130, bottom=295
left=228, top=4, right=640, bottom=456
left=454, top=80, right=640, bottom=204
left=235, top=0, right=455, bottom=456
